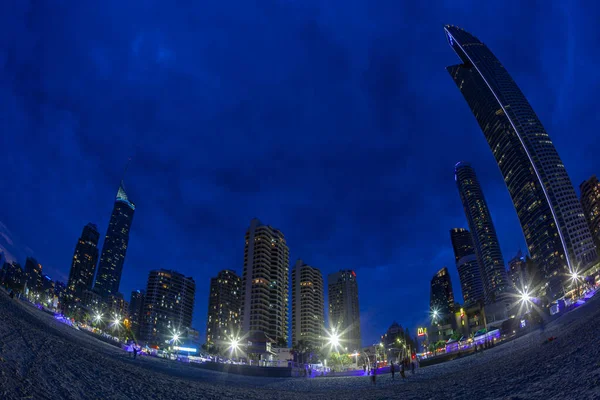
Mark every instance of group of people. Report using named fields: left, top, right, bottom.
left=474, top=339, right=495, bottom=354
left=365, top=358, right=417, bottom=385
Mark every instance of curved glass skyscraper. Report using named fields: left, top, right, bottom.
left=444, top=25, right=597, bottom=297
left=450, top=228, right=485, bottom=307
left=455, top=162, right=510, bottom=303
left=94, top=181, right=136, bottom=298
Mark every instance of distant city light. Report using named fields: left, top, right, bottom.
left=173, top=346, right=197, bottom=353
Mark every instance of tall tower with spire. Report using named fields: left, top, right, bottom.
left=94, top=176, right=136, bottom=298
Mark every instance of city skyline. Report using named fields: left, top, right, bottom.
left=2, top=2, right=600, bottom=346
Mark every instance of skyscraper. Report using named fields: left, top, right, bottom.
left=67, top=223, right=100, bottom=301
left=429, top=267, right=454, bottom=316
left=580, top=176, right=600, bottom=251
left=450, top=228, right=485, bottom=307
left=291, top=259, right=324, bottom=348
left=508, top=250, right=527, bottom=291
left=24, top=257, right=43, bottom=294
left=241, top=218, right=289, bottom=345
left=129, top=290, right=145, bottom=337
left=445, top=25, right=597, bottom=298
left=206, top=270, right=241, bottom=345
left=94, top=180, right=135, bottom=298
left=328, top=270, right=361, bottom=351
left=455, top=162, right=510, bottom=303
left=140, top=269, right=195, bottom=344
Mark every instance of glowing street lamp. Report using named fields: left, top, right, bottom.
left=94, top=313, right=103, bottom=324
left=230, top=337, right=240, bottom=352
left=431, top=308, right=440, bottom=324
left=519, top=289, right=532, bottom=313
left=571, top=272, right=582, bottom=298
left=328, top=330, right=340, bottom=351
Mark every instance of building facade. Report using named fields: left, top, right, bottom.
left=508, top=250, right=527, bottom=291
left=291, top=259, right=324, bottom=348
left=450, top=228, right=485, bottom=307
left=206, top=269, right=241, bottom=345
left=140, top=269, right=196, bottom=344
left=106, top=293, right=129, bottom=319
left=445, top=25, right=597, bottom=298
left=94, top=181, right=135, bottom=298
left=24, top=257, right=43, bottom=294
left=129, top=290, right=145, bottom=337
left=1, top=262, right=23, bottom=291
left=241, top=218, right=289, bottom=345
left=67, top=223, right=100, bottom=301
left=580, top=176, right=600, bottom=253
left=328, top=270, right=361, bottom=351
left=430, top=267, right=455, bottom=317
left=455, top=162, right=510, bottom=303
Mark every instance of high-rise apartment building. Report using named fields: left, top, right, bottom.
left=291, top=259, right=324, bottom=348
left=24, top=257, right=43, bottom=294
left=206, top=270, right=241, bottom=345
left=241, top=218, right=289, bottom=344
left=129, top=290, right=145, bottom=337
left=67, top=223, right=100, bottom=301
left=1, top=262, right=23, bottom=291
left=580, top=176, right=600, bottom=252
left=455, top=162, right=510, bottom=303
left=450, top=228, right=484, bottom=307
left=94, top=180, right=135, bottom=298
left=430, top=267, right=454, bottom=316
left=328, top=270, right=361, bottom=351
left=508, top=250, right=527, bottom=291
left=140, top=269, right=195, bottom=344
left=445, top=25, right=597, bottom=298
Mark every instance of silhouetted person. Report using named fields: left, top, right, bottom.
left=363, top=364, right=366, bottom=374
left=371, top=365, right=377, bottom=385
left=133, top=346, right=138, bottom=359
left=390, top=362, right=395, bottom=380
left=411, top=361, right=415, bottom=374
left=400, top=362, right=406, bottom=379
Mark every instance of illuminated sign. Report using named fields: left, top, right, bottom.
left=460, top=308, right=465, bottom=317
left=448, top=33, right=454, bottom=46
left=351, top=271, right=356, bottom=277
left=173, top=346, right=197, bottom=353
left=417, top=327, right=427, bottom=337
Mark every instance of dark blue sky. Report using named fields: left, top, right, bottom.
left=1, top=1, right=599, bottom=346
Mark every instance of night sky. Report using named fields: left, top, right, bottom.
left=1, top=1, right=599, bottom=347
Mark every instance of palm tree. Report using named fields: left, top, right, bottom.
left=291, top=340, right=310, bottom=365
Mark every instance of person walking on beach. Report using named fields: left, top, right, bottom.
left=400, top=361, right=406, bottom=380
left=390, top=362, right=395, bottom=380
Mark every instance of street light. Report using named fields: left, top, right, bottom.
left=519, top=289, right=532, bottom=313
left=571, top=272, right=582, bottom=299
left=94, top=313, right=103, bottom=324
left=229, top=337, right=240, bottom=354
left=328, top=330, right=340, bottom=351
